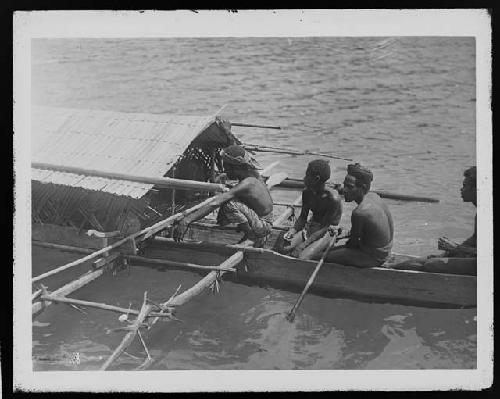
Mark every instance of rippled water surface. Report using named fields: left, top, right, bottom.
left=31, top=37, right=476, bottom=370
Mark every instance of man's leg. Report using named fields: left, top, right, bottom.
left=322, top=247, right=380, bottom=268
left=422, top=257, right=476, bottom=276
left=388, top=256, right=476, bottom=276
left=217, top=200, right=271, bottom=247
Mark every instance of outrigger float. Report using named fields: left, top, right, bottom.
left=31, top=106, right=476, bottom=370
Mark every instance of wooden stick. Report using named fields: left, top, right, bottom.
left=273, top=194, right=302, bottom=227
left=32, top=162, right=227, bottom=193
left=232, top=122, right=281, bottom=130
left=101, top=251, right=244, bottom=370
left=100, top=292, right=153, bottom=370
left=32, top=268, right=105, bottom=318
left=259, top=161, right=280, bottom=178
left=32, top=240, right=237, bottom=273
left=39, top=294, right=173, bottom=318
left=32, top=289, right=42, bottom=302
left=167, top=251, right=244, bottom=307
left=278, top=178, right=440, bottom=203
left=242, top=144, right=353, bottom=161
left=273, top=201, right=302, bottom=207
left=286, top=229, right=339, bottom=322
left=191, top=221, right=288, bottom=232
left=32, top=193, right=222, bottom=283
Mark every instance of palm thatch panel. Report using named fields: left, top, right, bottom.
left=31, top=106, right=238, bottom=232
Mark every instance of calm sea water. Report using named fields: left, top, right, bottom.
left=31, top=37, right=476, bottom=370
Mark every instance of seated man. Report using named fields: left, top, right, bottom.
left=321, top=163, right=394, bottom=268
left=283, top=159, right=342, bottom=259
left=172, top=145, right=274, bottom=247
left=390, top=166, right=477, bottom=276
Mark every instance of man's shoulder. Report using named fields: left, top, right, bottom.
left=239, top=175, right=263, bottom=185
left=323, top=187, right=341, bottom=202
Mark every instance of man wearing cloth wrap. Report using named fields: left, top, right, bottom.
left=323, top=163, right=394, bottom=267
left=173, top=145, right=273, bottom=247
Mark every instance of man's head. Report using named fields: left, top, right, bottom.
left=461, top=166, right=476, bottom=205
left=220, top=145, right=260, bottom=179
left=343, top=163, right=373, bottom=203
left=304, top=159, right=331, bottom=191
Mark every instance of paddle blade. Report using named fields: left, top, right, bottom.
left=266, top=172, right=288, bottom=188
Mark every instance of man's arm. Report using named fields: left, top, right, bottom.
left=173, top=180, right=250, bottom=241
left=346, top=210, right=364, bottom=249
left=461, top=216, right=476, bottom=248
left=287, top=191, right=310, bottom=236
left=304, top=193, right=342, bottom=246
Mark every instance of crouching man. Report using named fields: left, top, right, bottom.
left=172, top=145, right=274, bottom=248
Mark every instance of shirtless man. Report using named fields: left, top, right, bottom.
left=322, top=163, right=394, bottom=267
left=172, top=145, right=274, bottom=247
left=283, top=159, right=342, bottom=259
left=390, top=166, right=476, bottom=275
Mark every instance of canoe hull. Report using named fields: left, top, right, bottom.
left=32, top=223, right=477, bottom=308
left=145, top=237, right=476, bottom=309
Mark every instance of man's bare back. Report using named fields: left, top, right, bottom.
left=353, top=192, right=393, bottom=250
left=231, top=176, right=273, bottom=216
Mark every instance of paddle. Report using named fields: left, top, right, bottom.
left=265, top=172, right=289, bottom=189
left=278, top=178, right=439, bottom=203
left=286, top=227, right=340, bottom=322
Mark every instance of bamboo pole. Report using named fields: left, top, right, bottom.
left=32, top=193, right=222, bottom=283
left=273, top=194, right=302, bottom=227
left=32, top=268, right=105, bottom=317
left=242, top=144, right=353, bottom=162
left=32, top=241, right=237, bottom=273
left=167, top=251, right=244, bottom=307
left=100, top=292, right=153, bottom=370
left=260, top=161, right=280, bottom=178
left=191, top=221, right=288, bottom=232
left=232, top=122, right=281, bottom=130
left=32, top=162, right=227, bottom=193
left=100, top=251, right=244, bottom=370
left=278, top=178, right=440, bottom=203
left=39, top=294, right=173, bottom=318
left=286, top=229, right=339, bottom=322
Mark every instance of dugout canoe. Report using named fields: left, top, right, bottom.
left=32, top=223, right=476, bottom=309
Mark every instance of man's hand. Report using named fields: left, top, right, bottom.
left=213, top=173, right=227, bottom=184
left=172, top=219, right=189, bottom=242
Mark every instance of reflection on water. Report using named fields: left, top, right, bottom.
left=31, top=37, right=476, bottom=370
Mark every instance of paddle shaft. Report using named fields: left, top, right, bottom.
left=279, top=178, right=439, bottom=203
left=232, top=122, right=281, bottom=130
left=242, top=144, right=353, bottom=162
left=287, top=230, right=339, bottom=321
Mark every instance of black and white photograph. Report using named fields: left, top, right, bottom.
left=13, top=10, right=492, bottom=392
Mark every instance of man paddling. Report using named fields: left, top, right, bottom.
left=172, top=145, right=274, bottom=247
left=283, top=159, right=342, bottom=259
left=391, top=166, right=477, bottom=275
left=321, top=163, right=394, bottom=267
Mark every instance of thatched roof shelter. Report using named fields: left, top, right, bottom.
left=31, top=106, right=238, bottom=232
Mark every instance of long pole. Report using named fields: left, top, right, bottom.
left=232, top=122, right=281, bottom=130
left=242, top=144, right=353, bottom=162
left=32, top=162, right=226, bottom=193
left=32, top=194, right=221, bottom=283
left=286, top=229, right=339, bottom=322
left=278, top=178, right=440, bottom=203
